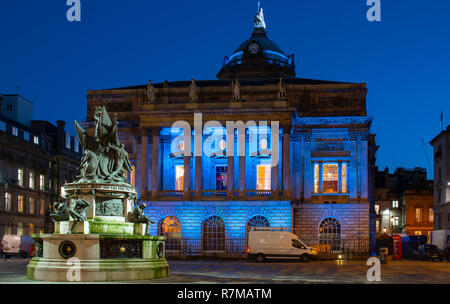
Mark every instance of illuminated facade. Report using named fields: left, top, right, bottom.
left=83, top=10, right=377, bottom=255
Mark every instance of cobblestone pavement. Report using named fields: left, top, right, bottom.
left=0, top=258, right=449, bottom=284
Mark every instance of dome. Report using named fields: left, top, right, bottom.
left=217, top=8, right=295, bottom=80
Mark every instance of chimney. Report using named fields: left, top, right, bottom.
left=56, top=120, right=66, bottom=154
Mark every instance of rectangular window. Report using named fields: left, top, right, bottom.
left=0, top=121, right=6, bottom=131
left=18, top=195, right=24, bottom=213
left=175, top=166, right=184, bottom=191
left=314, top=163, right=319, bottom=193
left=392, top=200, right=399, bottom=208
left=415, top=207, right=422, bottom=222
left=33, top=136, right=39, bottom=145
left=40, top=174, right=45, bottom=191
left=12, top=126, right=18, bottom=136
left=127, top=165, right=135, bottom=186
left=29, top=197, right=35, bottom=214
left=394, top=216, right=399, bottom=226
left=256, top=164, right=271, bottom=190
left=429, top=208, right=434, bottom=222
left=415, top=231, right=422, bottom=236
left=65, top=132, right=71, bottom=149
left=5, top=192, right=11, bottom=211
left=29, top=171, right=34, bottom=189
left=375, top=204, right=380, bottom=215
left=23, top=131, right=30, bottom=141
left=17, top=223, right=23, bottom=237
left=18, top=168, right=24, bottom=187
left=40, top=199, right=45, bottom=215
left=341, top=163, right=347, bottom=193
left=74, top=137, right=79, bottom=152
left=322, top=163, right=338, bottom=193
left=216, top=166, right=227, bottom=190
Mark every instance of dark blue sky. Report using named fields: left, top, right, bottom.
left=1, top=0, right=449, bottom=179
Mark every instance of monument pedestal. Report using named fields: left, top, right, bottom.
left=27, top=234, right=168, bottom=282
left=27, top=182, right=169, bottom=282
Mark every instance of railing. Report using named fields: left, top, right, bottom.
left=163, top=237, right=371, bottom=258
left=150, top=190, right=286, bottom=201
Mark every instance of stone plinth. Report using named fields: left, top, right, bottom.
left=27, top=234, right=169, bottom=282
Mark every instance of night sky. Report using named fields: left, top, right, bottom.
left=1, top=0, right=449, bottom=179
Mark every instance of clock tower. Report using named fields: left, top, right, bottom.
left=217, top=6, right=296, bottom=80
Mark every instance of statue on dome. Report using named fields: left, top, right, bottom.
left=254, top=3, right=266, bottom=29
left=74, top=106, right=132, bottom=184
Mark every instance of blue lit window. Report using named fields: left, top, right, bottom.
left=203, top=216, right=225, bottom=252
left=247, top=215, right=270, bottom=229
left=0, top=121, right=5, bottom=132
left=215, top=166, right=227, bottom=190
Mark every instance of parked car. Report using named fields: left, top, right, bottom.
left=1, top=235, right=34, bottom=259
left=416, top=244, right=442, bottom=261
left=247, top=227, right=317, bottom=262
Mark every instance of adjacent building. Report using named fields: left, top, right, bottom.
left=0, top=93, right=82, bottom=238
left=375, top=167, right=434, bottom=238
left=430, top=125, right=450, bottom=230
left=82, top=9, right=377, bottom=256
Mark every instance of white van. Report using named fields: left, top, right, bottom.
left=1, top=234, right=34, bottom=259
left=247, top=227, right=317, bottom=262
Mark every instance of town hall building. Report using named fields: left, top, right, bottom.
left=83, top=8, right=377, bottom=256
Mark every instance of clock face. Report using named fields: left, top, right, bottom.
left=248, top=42, right=260, bottom=54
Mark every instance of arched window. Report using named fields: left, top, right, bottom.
left=202, top=216, right=225, bottom=251
left=247, top=215, right=270, bottom=229
left=319, top=217, right=341, bottom=252
left=160, top=216, right=181, bottom=251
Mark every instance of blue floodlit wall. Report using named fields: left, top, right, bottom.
left=143, top=200, right=292, bottom=239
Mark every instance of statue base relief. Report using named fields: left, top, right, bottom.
left=26, top=182, right=169, bottom=282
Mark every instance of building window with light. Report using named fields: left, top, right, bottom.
left=18, top=168, right=24, bottom=187
left=29, top=197, right=35, bottom=214
left=5, top=193, right=11, bottom=211
left=18, top=195, right=24, bottom=213
left=392, top=200, right=399, bottom=208
left=415, top=207, right=422, bottom=222
left=29, top=171, right=34, bottom=189
left=40, top=199, right=45, bottom=215
left=39, top=174, right=45, bottom=191
left=33, top=136, right=39, bottom=145
left=175, top=165, right=184, bottom=191
left=393, top=216, right=399, bottom=226
left=160, top=216, right=181, bottom=251
left=313, top=163, right=320, bottom=193
left=256, top=164, right=271, bottom=190
left=341, top=163, right=347, bottom=193
left=65, top=133, right=71, bottom=149
left=216, top=166, right=227, bottom=190
left=322, top=163, right=338, bottom=193
left=429, top=208, right=434, bottom=222
left=375, top=204, right=380, bottom=215
left=12, top=126, right=18, bottom=137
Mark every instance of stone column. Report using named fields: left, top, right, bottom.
left=282, top=127, right=291, bottom=198
left=238, top=130, right=246, bottom=198
left=140, top=129, right=149, bottom=198
left=271, top=124, right=279, bottom=198
left=195, top=155, right=202, bottom=198
left=227, top=155, right=234, bottom=198
left=184, top=155, right=191, bottom=198
left=151, top=127, right=160, bottom=199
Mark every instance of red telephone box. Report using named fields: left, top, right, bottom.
left=392, top=235, right=402, bottom=260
